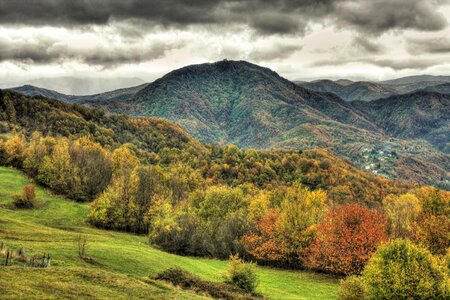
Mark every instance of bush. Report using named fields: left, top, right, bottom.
left=223, top=254, right=259, bottom=293
left=337, top=276, right=366, bottom=300
left=154, top=268, right=263, bottom=300
left=13, top=184, right=36, bottom=208
left=362, top=239, right=449, bottom=299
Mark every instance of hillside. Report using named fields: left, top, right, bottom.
left=19, top=76, right=146, bottom=95
left=423, top=83, right=450, bottom=94
left=84, top=60, right=379, bottom=148
left=0, top=89, right=204, bottom=154
left=298, top=80, right=397, bottom=102
left=9, top=83, right=149, bottom=105
left=8, top=85, right=80, bottom=103
left=78, top=60, right=448, bottom=188
left=4, top=61, right=449, bottom=188
left=0, top=166, right=339, bottom=299
left=352, top=91, right=450, bottom=152
left=381, top=75, right=450, bottom=85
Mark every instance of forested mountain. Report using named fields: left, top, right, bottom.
left=18, top=76, right=146, bottom=95
left=99, top=60, right=381, bottom=147
left=0, top=89, right=404, bottom=206
left=298, top=80, right=397, bottom=102
left=423, top=83, right=450, bottom=94
left=6, top=60, right=450, bottom=188
left=10, top=83, right=148, bottom=104
left=0, top=90, right=204, bottom=155
left=352, top=91, right=450, bottom=152
left=1, top=74, right=448, bottom=300
left=10, top=85, right=80, bottom=103
left=297, top=76, right=450, bottom=102
left=381, top=75, right=450, bottom=85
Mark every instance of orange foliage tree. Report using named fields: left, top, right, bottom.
left=305, top=204, right=388, bottom=276
left=241, top=209, right=289, bottom=265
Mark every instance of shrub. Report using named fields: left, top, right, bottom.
left=154, top=268, right=263, bottom=300
left=337, top=276, right=366, bottom=300
left=362, top=239, right=449, bottom=299
left=223, top=254, right=259, bottom=293
left=13, top=184, right=36, bottom=209
left=22, top=184, right=36, bottom=202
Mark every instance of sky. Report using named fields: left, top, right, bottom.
left=1, top=0, right=450, bottom=88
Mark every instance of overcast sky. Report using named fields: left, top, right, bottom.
left=1, top=0, right=450, bottom=86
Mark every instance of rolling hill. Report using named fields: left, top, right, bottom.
left=0, top=89, right=204, bottom=154
left=0, top=166, right=338, bottom=299
left=17, top=76, right=146, bottom=95
left=5, top=60, right=450, bottom=188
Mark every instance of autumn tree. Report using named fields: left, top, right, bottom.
left=89, top=145, right=140, bottom=231
left=242, top=185, right=328, bottom=268
left=130, top=165, right=167, bottom=233
left=38, top=137, right=75, bottom=194
left=306, top=204, right=388, bottom=275
left=408, top=187, right=450, bottom=254
left=150, top=186, right=251, bottom=258
left=241, top=209, right=288, bottom=265
left=382, top=193, right=421, bottom=238
left=23, top=132, right=56, bottom=177
left=275, top=187, right=328, bottom=266
left=0, top=134, right=26, bottom=168
left=411, top=186, right=450, bottom=216
left=69, top=137, right=112, bottom=201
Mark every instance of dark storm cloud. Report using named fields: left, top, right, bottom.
left=0, top=0, right=448, bottom=36
left=406, top=37, right=450, bottom=54
left=0, top=36, right=182, bottom=67
left=352, top=36, right=384, bottom=54
left=335, top=0, right=448, bottom=34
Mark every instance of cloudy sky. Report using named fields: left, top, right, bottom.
left=1, top=0, right=450, bottom=89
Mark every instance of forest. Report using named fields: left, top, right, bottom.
left=1, top=90, right=449, bottom=299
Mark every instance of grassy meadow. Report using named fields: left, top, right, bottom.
left=0, top=166, right=338, bottom=299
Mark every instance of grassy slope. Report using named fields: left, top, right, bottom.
left=0, top=167, right=338, bottom=300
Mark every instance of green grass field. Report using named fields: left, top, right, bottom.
left=0, top=166, right=338, bottom=299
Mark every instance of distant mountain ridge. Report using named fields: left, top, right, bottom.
left=381, top=75, right=450, bottom=85
left=7, top=60, right=450, bottom=188
left=297, top=76, right=450, bottom=102
left=298, top=80, right=398, bottom=102
left=9, top=83, right=148, bottom=104
left=8, top=76, right=146, bottom=95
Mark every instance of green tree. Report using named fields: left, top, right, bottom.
left=362, top=239, right=449, bottom=299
